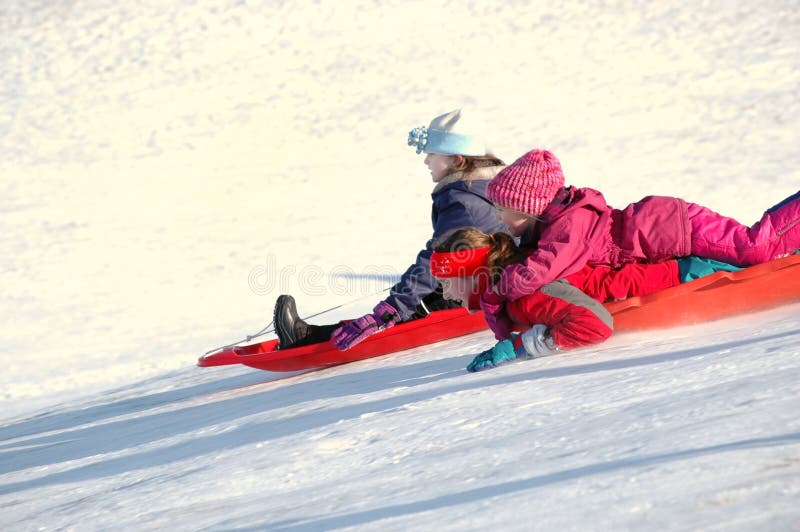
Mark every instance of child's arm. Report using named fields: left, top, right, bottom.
left=467, top=280, right=613, bottom=372
left=387, top=193, right=497, bottom=319
left=384, top=244, right=440, bottom=320
left=564, top=261, right=680, bottom=302
left=513, top=280, right=613, bottom=348
left=498, top=207, right=599, bottom=301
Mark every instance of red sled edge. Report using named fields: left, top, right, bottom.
left=198, top=307, right=489, bottom=371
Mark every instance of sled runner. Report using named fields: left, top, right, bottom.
left=198, top=254, right=800, bottom=372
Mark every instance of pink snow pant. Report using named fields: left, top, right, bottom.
left=688, top=191, right=800, bottom=266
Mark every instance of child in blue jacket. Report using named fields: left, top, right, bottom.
left=274, top=109, right=512, bottom=350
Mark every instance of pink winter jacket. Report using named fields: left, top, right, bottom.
left=498, top=186, right=691, bottom=301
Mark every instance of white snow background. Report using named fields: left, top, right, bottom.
left=2, top=0, right=799, bottom=529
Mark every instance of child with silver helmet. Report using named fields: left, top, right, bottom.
left=274, top=109, right=512, bottom=351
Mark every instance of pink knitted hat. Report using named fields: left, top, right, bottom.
left=487, top=149, right=565, bottom=216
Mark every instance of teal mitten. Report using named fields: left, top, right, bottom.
left=466, top=325, right=559, bottom=373
left=467, top=339, right=526, bottom=372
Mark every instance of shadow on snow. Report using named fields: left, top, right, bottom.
left=0, top=328, right=797, bottom=495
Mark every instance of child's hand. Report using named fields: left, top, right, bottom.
left=466, top=339, right=526, bottom=372
left=331, top=301, right=401, bottom=350
left=467, top=325, right=559, bottom=372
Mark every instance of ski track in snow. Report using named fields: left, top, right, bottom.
left=1, top=0, right=800, bottom=529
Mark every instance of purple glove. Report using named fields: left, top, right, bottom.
left=331, top=301, right=402, bottom=350
left=480, top=285, right=513, bottom=341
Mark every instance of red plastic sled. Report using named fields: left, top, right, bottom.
left=606, top=253, right=800, bottom=330
left=198, top=306, right=489, bottom=372
left=198, top=254, right=800, bottom=372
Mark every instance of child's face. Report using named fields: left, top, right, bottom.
left=440, top=276, right=478, bottom=309
left=424, top=153, right=457, bottom=182
left=496, top=206, right=538, bottom=237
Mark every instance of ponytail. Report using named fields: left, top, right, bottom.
left=486, top=232, right=527, bottom=271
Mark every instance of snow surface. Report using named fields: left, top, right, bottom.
left=1, top=0, right=799, bottom=529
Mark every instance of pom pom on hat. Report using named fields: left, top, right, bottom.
left=407, top=108, right=488, bottom=156
left=487, top=149, right=565, bottom=216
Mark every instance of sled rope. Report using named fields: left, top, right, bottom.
left=204, top=321, right=276, bottom=355
left=204, top=289, right=390, bottom=355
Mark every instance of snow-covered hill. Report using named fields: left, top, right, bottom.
left=3, top=308, right=800, bottom=530
left=2, top=0, right=799, bottom=529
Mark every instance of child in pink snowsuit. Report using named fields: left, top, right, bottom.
left=482, top=148, right=800, bottom=339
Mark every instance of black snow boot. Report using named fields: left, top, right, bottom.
left=273, top=295, right=339, bottom=350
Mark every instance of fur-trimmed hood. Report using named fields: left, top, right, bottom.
left=432, top=165, right=505, bottom=194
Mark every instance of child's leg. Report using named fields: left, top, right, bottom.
left=687, top=191, right=800, bottom=266
left=565, top=262, right=680, bottom=302
left=274, top=295, right=340, bottom=349
left=676, top=256, right=742, bottom=282
left=407, top=285, right=462, bottom=320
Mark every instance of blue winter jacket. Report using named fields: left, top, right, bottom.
left=385, top=168, right=512, bottom=319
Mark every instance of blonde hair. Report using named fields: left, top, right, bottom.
left=445, top=155, right=504, bottom=176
